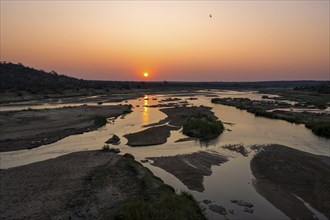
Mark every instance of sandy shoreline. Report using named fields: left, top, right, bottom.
left=0, top=105, right=131, bottom=151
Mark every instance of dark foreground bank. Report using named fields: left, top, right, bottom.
left=0, top=151, right=205, bottom=220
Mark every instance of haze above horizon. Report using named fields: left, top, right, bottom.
left=1, top=1, right=329, bottom=81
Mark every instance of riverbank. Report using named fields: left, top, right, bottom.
left=0, top=105, right=132, bottom=151
left=251, top=144, right=330, bottom=220
left=0, top=150, right=205, bottom=220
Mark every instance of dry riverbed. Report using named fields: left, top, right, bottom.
left=0, top=105, right=132, bottom=151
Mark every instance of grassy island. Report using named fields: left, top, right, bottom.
left=183, top=113, right=224, bottom=140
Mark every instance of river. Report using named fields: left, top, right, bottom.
left=0, top=90, right=329, bottom=220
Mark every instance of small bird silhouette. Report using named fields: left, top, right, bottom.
left=209, top=14, right=212, bottom=18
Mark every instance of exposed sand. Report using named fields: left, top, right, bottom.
left=0, top=151, right=205, bottom=219
left=0, top=151, right=124, bottom=219
left=0, top=92, right=142, bottom=106
left=251, top=144, right=330, bottom=219
left=0, top=105, right=131, bottom=151
left=147, top=151, right=228, bottom=192
left=124, top=106, right=219, bottom=146
left=124, top=125, right=173, bottom=146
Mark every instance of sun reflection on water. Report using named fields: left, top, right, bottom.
left=143, top=95, right=149, bottom=125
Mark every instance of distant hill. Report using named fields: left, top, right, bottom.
left=0, top=62, right=88, bottom=93
left=0, top=62, right=151, bottom=93
left=1, top=61, right=328, bottom=94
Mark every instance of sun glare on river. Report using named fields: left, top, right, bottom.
left=143, top=95, right=149, bottom=125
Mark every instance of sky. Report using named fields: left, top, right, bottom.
left=0, top=1, right=329, bottom=81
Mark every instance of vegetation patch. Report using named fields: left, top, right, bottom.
left=305, top=121, right=330, bottom=138
left=114, top=191, right=205, bottom=220
left=183, top=112, right=224, bottom=140
left=101, top=144, right=120, bottom=153
left=211, top=97, right=330, bottom=138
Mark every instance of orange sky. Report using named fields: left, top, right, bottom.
left=1, top=1, right=329, bottom=81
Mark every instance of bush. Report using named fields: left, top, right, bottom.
left=183, top=115, right=224, bottom=140
left=101, top=144, right=120, bottom=153
left=106, top=134, right=121, bottom=145
left=306, top=121, right=330, bottom=138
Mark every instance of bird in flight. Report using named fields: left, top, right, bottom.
left=209, top=14, right=212, bottom=18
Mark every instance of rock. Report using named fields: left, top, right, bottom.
left=229, top=209, right=235, bottom=215
left=243, top=207, right=254, bottom=213
left=202, top=199, right=212, bottom=204
left=209, top=204, right=227, bottom=215
left=160, top=98, right=182, bottom=102
left=124, top=125, right=172, bottom=147
left=223, top=145, right=249, bottom=157
left=105, top=135, right=120, bottom=145
left=175, top=137, right=195, bottom=143
left=140, top=159, right=148, bottom=163
left=231, top=200, right=254, bottom=208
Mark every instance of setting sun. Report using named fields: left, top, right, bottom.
left=143, top=72, right=149, bottom=78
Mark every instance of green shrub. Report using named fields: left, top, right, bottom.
left=183, top=115, right=224, bottom=140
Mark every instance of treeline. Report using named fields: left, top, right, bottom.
left=294, top=82, right=330, bottom=94
left=1, top=61, right=328, bottom=94
left=0, top=62, right=86, bottom=93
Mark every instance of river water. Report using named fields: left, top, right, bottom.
left=0, top=90, right=329, bottom=220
